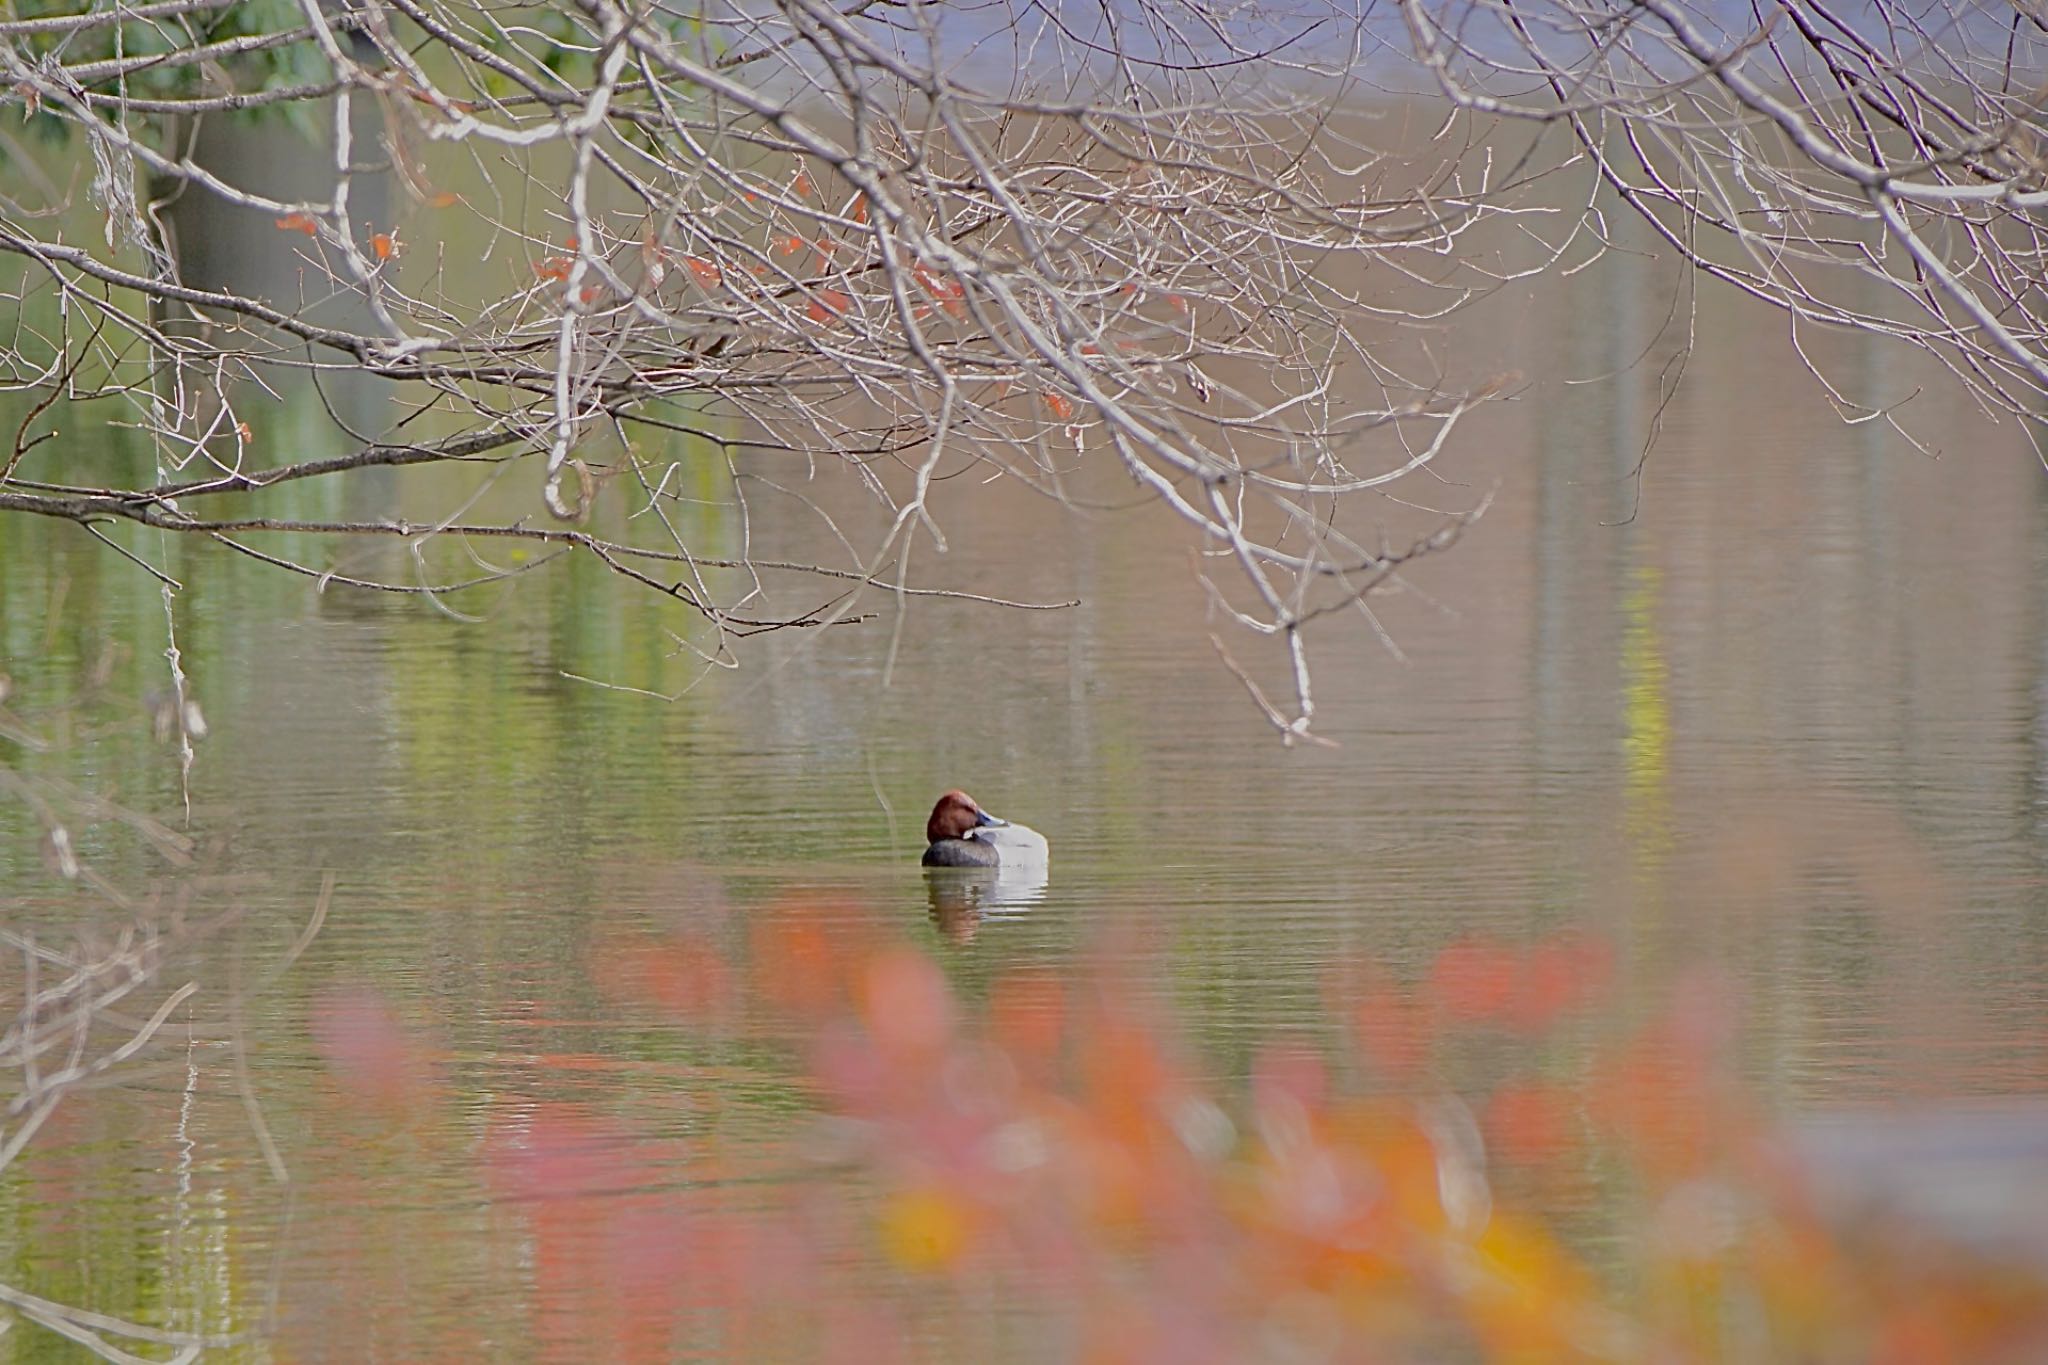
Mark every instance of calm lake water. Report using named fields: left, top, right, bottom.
left=4, top=194, right=2048, bottom=1360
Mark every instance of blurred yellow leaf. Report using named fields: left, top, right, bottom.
left=880, top=1187, right=970, bottom=1271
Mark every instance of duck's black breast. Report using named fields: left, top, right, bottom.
left=922, top=837, right=1000, bottom=868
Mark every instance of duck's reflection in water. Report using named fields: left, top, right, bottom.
left=924, top=866, right=1048, bottom=945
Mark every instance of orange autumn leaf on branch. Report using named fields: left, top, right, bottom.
left=807, top=289, right=850, bottom=324
left=371, top=231, right=401, bottom=261
left=684, top=256, right=721, bottom=287
left=533, top=256, right=572, bottom=283
left=1042, top=390, right=1075, bottom=421
left=913, top=262, right=967, bottom=317
left=274, top=213, right=318, bottom=237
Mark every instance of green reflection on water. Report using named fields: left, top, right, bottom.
left=1621, top=562, right=1673, bottom=871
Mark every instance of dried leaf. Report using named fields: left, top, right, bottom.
left=807, top=288, right=849, bottom=323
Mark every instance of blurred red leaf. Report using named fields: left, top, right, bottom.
left=1345, top=965, right=1430, bottom=1081
left=1428, top=935, right=1520, bottom=1023
left=310, top=985, right=434, bottom=1111
left=1485, top=1082, right=1575, bottom=1167
left=1252, top=1041, right=1327, bottom=1114
left=751, top=916, right=840, bottom=1018
left=988, top=969, right=1064, bottom=1071
left=863, top=949, right=953, bottom=1058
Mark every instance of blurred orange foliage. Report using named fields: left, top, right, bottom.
left=310, top=896, right=2048, bottom=1363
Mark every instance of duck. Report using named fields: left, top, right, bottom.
left=921, top=789, right=1049, bottom=871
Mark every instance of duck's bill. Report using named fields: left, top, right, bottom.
left=976, top=809, right=1011, bottom=828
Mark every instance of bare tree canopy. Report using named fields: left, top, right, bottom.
left=1404, top=0, right=2048, bottom=446
left=1, top=0, right=2045, bottom=737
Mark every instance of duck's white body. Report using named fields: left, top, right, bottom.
left=974, top=821, right=1049, bottom=873
left=953, top=820, right=1049, bottom=913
